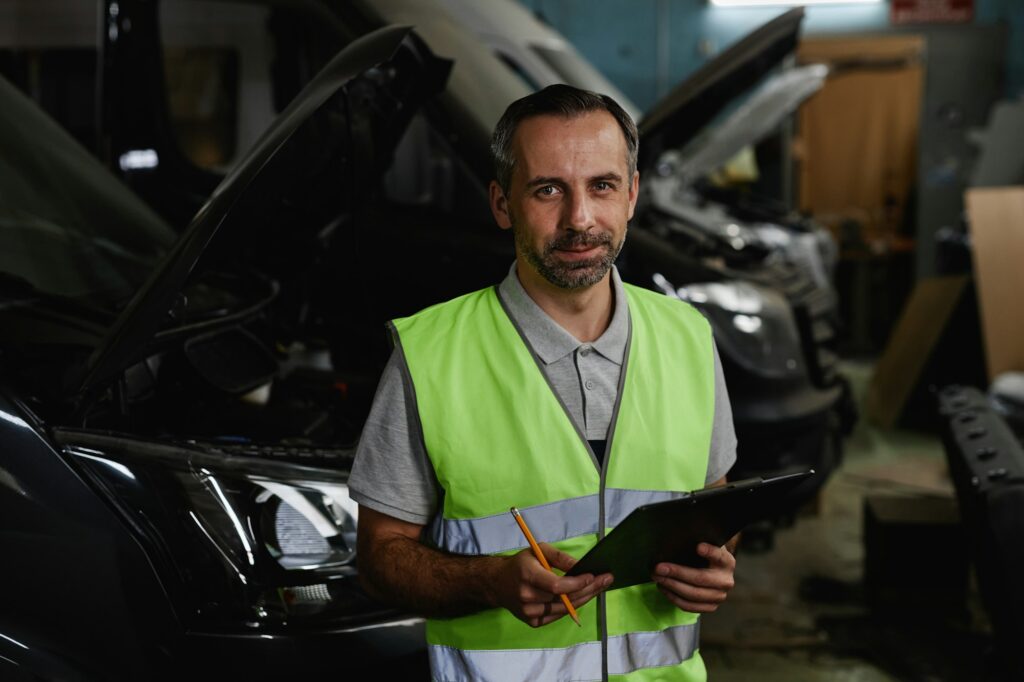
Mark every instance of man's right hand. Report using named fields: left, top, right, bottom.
left=488, top=543, right=613, bottom=628
left=357, top=506, right=611, bottom=624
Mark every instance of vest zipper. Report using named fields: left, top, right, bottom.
left=495, top=286, right=634, bottom=682
left=597, top=308, right=632, bottom=682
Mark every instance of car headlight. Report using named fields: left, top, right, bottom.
left=59, top=432, right=390, bottom=632
left=652, top=275, right=804, bottom=378
left=256, top=478, right=357, bottom=570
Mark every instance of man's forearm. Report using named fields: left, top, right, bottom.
left=359, top=533, right=504, bottom=619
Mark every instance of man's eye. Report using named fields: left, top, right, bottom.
left=536, top=186, right=559, bottom=197
left=593, top=182, right=614, bottom=191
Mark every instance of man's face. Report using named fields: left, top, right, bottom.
left=489, top=111, right=639, bottom=292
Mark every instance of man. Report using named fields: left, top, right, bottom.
left=350, top=84, right=738, bottom=681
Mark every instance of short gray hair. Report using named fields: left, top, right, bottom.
left=491, top=84, right=639, bottom=195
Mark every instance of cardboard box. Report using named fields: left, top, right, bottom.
left=965, top=187, right=1024, bottom=380
left=865, top=276, right=969, bottom=427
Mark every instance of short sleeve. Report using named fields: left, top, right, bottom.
left=348, top=346, right=440, bottom=525
left=705, top=339, right=738, bottom=484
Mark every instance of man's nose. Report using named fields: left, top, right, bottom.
left=563, top=191, right=594, bottom=231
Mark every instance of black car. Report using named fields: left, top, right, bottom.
left=0, top=26, right=447, bottom=680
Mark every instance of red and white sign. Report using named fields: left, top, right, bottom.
left=891, top=0, right=973, bottom=24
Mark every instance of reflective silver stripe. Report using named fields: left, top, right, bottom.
left=428, top=622, right=699, bottom=681
left=427, top=489, right=690, bottom=555
left=608, top=621, right=701, bottom=676
left=429, top=640, right=602, bottom=682
left=605, top=488, right=689, bottom=528
left=427, top=494, right=600, bottom=555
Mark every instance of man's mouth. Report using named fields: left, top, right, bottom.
left=549, top=234, right=610, bottom=261
left=554, top=244, right=604, bottom=261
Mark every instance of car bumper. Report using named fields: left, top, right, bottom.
left=180, top=615, right=428, bottom=679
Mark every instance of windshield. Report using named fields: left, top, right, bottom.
left=0, top=76, right=176, bottom=310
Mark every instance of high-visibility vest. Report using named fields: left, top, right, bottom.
left=392, top=282, right=716, bottom=681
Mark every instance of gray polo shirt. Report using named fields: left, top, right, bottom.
left=348, top=264, right=738, bottom=525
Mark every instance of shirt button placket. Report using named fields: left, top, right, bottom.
left=579, top=346, right=595, bottom=392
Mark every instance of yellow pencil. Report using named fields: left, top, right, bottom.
left=510, top=507, right=582, bottom=627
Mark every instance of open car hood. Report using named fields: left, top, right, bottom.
left=669, top=63, right=827, bottom=188
left=638, top=8, right=805, bottom=171
left=75, top=26, right=450, bottom=404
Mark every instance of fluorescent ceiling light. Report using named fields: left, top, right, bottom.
left=711, top=0, right=880, bottom=6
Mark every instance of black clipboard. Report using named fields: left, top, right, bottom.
left=565, top=470, right=814, bottom=590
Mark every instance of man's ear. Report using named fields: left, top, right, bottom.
left=489, top=180, right=513, bottom=230
left=626, top=171, right=640, bottom=221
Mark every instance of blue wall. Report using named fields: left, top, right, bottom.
left=976, top=0, right=1024, bottom=100
left=519, top=0, right=1023, bottom=112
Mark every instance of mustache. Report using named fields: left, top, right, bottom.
left=546, top=231, right=613, bottom=252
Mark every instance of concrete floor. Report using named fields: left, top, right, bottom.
left=701, top=360, right=996, bottom=681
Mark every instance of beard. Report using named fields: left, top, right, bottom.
left=512, top=219, right=625, bottom=290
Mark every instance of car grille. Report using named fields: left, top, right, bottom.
left=205, top=441, right=357, bottom=468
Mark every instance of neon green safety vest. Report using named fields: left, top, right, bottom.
left=391, top=282, right=716, bottom=682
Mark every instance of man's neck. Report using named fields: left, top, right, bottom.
left=515, top=262, right=614, bottom=343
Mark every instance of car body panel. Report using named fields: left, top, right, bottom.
left=0, top=394, right=178, bottom=679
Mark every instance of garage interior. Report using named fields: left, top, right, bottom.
left=1, top=0, right=1023, bottom=680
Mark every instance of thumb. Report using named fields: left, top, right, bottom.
left=539, top=542, right=577, bottom=573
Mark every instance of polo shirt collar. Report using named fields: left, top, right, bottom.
left=497, top=262, right=629, bottom=367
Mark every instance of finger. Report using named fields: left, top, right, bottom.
left=522, top=599, right=557, bottom=618
left=520, top=569, right=585, bottom=602
left=517, top=582, right=556, bottom=606
left=657, top=584, right=723, bottom=614
left=528, top=566, right=595, bottom=597
left=512, top=549, right=573, bottom=594
left=538, top=611, right=569, bottom=627
left=539, top=543, right=578, bottom=573
left=567, top=573, right=614, bottom=605
left=530, top=611, right=569, bottom=628
left=698, top=543, right=736, bottom=569
left=654, top=577, right=729, bottom=605
left=522, top=598, right=567, bottom=623
left=653, top=563, right=735, bottom=591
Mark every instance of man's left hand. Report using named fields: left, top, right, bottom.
left=651, top=542, right=736, bottom=613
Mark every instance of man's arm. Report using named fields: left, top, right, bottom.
left=651, top=475, right=737, bottom=613
left=357, top=505, right=613, bottom=628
